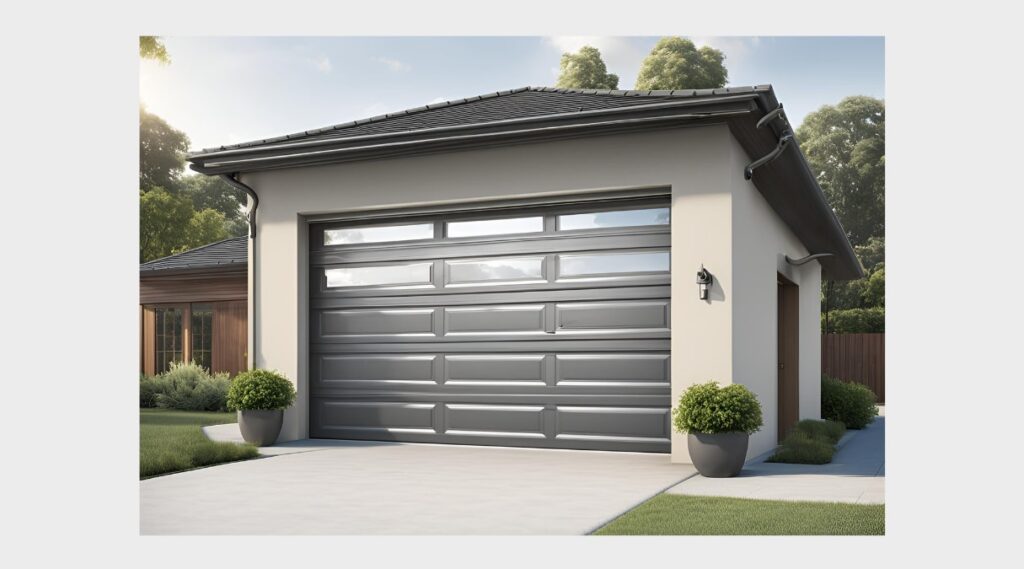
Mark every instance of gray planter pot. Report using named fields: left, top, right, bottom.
left=237, top=409, right=284, bottom=447
left=687, top=432, right=749, bottom=478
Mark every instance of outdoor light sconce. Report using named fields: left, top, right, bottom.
left=696, top=265, right=713, bottom=300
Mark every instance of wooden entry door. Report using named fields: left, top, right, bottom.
left=777, top=275, right=800, bottom=441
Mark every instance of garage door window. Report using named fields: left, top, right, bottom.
left=559, top=251, right=670, bottom=277
left=446, top=216, right=543, bottom=238
left=558, top=207, right=670, bottom=231
left=446, top=256, right=545, bottom=285
left=326, top=263, right=433, bottom=288
left=324, top=223, right=434, bottom=246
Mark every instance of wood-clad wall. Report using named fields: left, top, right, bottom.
left=140, top=270, right=248, bottom=376
left=212, top=300, right=248, bottom=376
left=140, top=271, right=247, bottom=304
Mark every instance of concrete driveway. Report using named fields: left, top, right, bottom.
left=140, top=435, right=695, bottom=535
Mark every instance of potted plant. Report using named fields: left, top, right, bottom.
left=673, top=381, right=763, bottom=478
left=226, top=369, right=297, bottom=446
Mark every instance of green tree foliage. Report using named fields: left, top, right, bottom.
left=139, top=188, right=230, bottom=262
left=797, top=96, right=885, bottom=246
left=140, top=187, right=195, bottom=262
left=555, top=46, right=619, bottom=90
left=822, top=237, right=885, bottom=332
left=140, top=36, right=169, bottom=63
left=140, top=107, right=190, bottom=191
left=634, top=37, right=728, bottom=90
left=139, top=107, right=245, bottom=261
left=181, top=175, right=247, bottom=236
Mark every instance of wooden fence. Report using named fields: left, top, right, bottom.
left=821, top=333, right=885, bottom=403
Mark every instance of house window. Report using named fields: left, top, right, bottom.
left=154, top=306, right=183, bottom=373
left=191, top=304, right=213, bottom=371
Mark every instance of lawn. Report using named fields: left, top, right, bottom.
left=140, top=409, right=258, bottom=479
left=594, top=494, right=885, bottom=535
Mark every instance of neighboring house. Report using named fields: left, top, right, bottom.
left=186, top=86, right=861, bottom=463
left=139, top=236, right=248, bottom=377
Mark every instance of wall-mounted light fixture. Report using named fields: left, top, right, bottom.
left=696, top=265, right=713, bottom=300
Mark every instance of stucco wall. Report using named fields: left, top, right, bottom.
left=240, top=124, right=819, bottom=462
left=728, top=136, right=823, bottom=459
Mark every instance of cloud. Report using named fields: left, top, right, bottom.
left=374, top=56, right=411, bottom=72
left=311, top=55, right=332, bottom=74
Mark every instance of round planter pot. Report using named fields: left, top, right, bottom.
left=687, top=432, right=750, bottom=478
left=237, top=409, right=284, bottom=447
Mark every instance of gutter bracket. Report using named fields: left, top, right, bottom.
left=220, top=174, right=259, bottom=238
left=785, top=253, right=834, bottom=266
left=744, top=132, right=793, bottom=181
left=745, top=103, right=794, bottom=181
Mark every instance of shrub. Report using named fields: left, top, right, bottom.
left=140, top=374, right=158, bottom=408
left=794, top=419, right=846, bottom=444
left=822, top=307, right=885, bottom=333
left=151, top=362, right=231, bottom=412
left=673, top=381, right=763, bottom=435
left=227, top=369, right=296, bottom=411
left=767, top=431, right=836, bottom=464
left=821, top=376, right=878, bottom=429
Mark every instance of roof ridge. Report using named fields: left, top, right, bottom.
left=140, top=235, right=246, bottom=268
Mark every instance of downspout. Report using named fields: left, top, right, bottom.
left=220, top=174, right=259, bottom=369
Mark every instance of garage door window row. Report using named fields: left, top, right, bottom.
left=321, top=205, right=670, bottom=248
left=324, top=249, right=669, bottom=289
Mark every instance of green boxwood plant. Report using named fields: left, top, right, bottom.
left=227, top=369, right=296, bottom=411
left=821, top=376, right=878, bottom=429
left=673, top=381, right=763, bottom=434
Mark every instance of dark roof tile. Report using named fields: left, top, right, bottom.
left=140, top=236, right=247, bottom=273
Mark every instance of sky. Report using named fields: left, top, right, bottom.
left=139, top=36, right=884, bottom=154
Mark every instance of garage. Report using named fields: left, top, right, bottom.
left=308, top=193, right=671, bottom=452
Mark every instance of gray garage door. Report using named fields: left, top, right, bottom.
left=308, top=193, right=671, bottom=452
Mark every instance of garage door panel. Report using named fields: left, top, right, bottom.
left=555, top=300, right=669, bottom=332
left=312, top=401, right=437, bottom=434
left=555, top=354, right=670, bottom=385
left=555, top=406, right=671, bottom=442
left=317, top=308, right=437, bottom=338
left=309, top=195, right=671, bottom=452
left=444, top=404, right=546, bottom=438
left=445, top=355, right=547, bottom=384
left=314, top=354, right=438, bottom=386
left=444, top=304, right=547, bottom=334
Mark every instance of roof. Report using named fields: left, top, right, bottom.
left=197, top=86, right=774, bottom=153
left=140, top=236, right=247, bottom=274
left=186, top=85, right=863, bottom=280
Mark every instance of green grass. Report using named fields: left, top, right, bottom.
left=594, top=494, right=885, bottom=535
left=140, top=409, right=258, bottom=479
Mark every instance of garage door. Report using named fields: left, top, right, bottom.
left=308, top=193, right=671, bottom=452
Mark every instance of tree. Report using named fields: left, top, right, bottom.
left=797, top=96, right=885, bottom=246
left=140, top=188, right=230, bottom=262
left=140, top=36, right=169, bottom=63
left=139, top=188, right=194, bottom=262
left=634, top=37, right=728, bottom=90
left=821, top=237, right=885, bottom=333
left=140, top=107, right=190, bottom=192
left=182, top=175, right=247, bottom=237
left=555, top=46, right=619, bottom=90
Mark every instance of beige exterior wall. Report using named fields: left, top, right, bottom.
left=728, top=135, right=823, bottom=459
left=241, top=124, right=821, bottom=459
